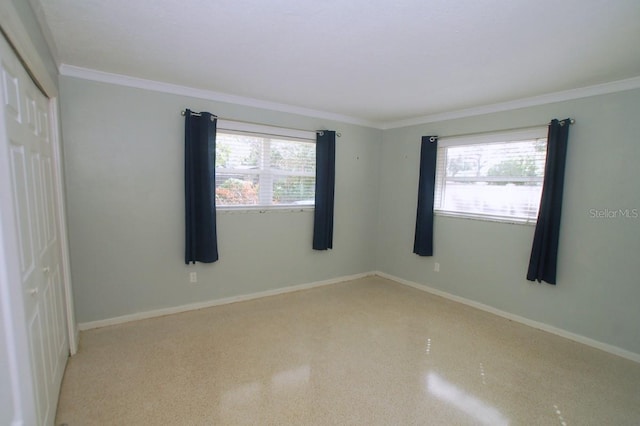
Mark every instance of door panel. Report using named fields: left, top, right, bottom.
left=8, top=143, right=36, bottom=277
left=31, top=152, right=46, bottom=255
left=2, top=64, right=21, bottom=119
left=43, top=157, right=57, bottom=245
left=27, top=297, right=50, bottom=424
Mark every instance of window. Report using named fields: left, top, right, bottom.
left=215, top=121, right=316, bottom=208
left=434, top=128, right=548, bottom=223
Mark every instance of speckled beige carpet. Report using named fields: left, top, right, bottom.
left=55, top=276, right=640, bottom=425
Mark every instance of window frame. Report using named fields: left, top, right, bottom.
left=434, top=127, right=548, bottom=225
left=215, top=120, right=317, bottom=212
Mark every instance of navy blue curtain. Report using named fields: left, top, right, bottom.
left=184, top=109, right=219, bottom=264
left=313, top=130, right=336, bottom=250
left=527, top=119, right=571, bottom=284
left=414, top=136, right=438, bottom=256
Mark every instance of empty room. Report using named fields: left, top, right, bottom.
left=1, top=0, right=640, bottom=424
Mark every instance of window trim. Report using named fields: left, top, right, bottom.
left=434, top=127, right=548, bottom=225
left=217, top=205, right=314, bottom=215
left=438, top=127, right=547, bottom=147
left=215, top=120, right=316, bottom=211
left=434, top=210, right=538, bottom=226
left=217, top=120, right=316, bottom=142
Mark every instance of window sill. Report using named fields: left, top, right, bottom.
left=217, top=206, right=314, bottom=215
left=434, top=210, right=537, bottom=226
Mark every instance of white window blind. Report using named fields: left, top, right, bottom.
left=215, top=121, right=316, bottom=208
left=434, top=128, right=548, bottom=223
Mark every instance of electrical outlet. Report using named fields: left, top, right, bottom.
left=189, top=272, right=197, bottom=283
left=434, top=262, right=440, bottom=272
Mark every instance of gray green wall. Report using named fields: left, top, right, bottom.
left=376, top=89, right=640, bottom=355
left=59, top=76, right=382, bottom=323
left=9, top=0, right=59, bottom=88
left=59, top=76, right=640, bottom=356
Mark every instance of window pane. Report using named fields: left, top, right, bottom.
left=445, top=140, right=546, bottom=181
left=436, top=137, right=547, bottom=221
left=442, top=182, right=543, bottom=219
left=215, top=174, right=259, bottom=206
left=273, top=176, right=316, bottom=205
left=270, top=140, right=315, bottom=173
left=215, top=130, right=315, bottom=208
left=216, top=133, right=263, bottom=169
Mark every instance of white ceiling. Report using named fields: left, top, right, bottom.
left=32, top=0, right=640, bottom=127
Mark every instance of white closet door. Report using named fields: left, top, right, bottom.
left=0, top=34, right=69, bottom=425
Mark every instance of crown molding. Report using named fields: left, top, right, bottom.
left=58, top=64, right=640, bottom=131
left=58, top=64, right=383, bottom=129
left=381, top=76, right=640, bottom=129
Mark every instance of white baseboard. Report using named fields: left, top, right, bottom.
left=374, top=271, right=640, bottom=364
left=78, top=270, right=639, bottom=364
left=78, top=271, right=374, bottom=331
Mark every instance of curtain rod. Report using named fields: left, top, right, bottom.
left=436, top=119, right=574, bottom=140
left=181, top=110, right=341, bottom=137
left=181, top=110, right=217, bottom=121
